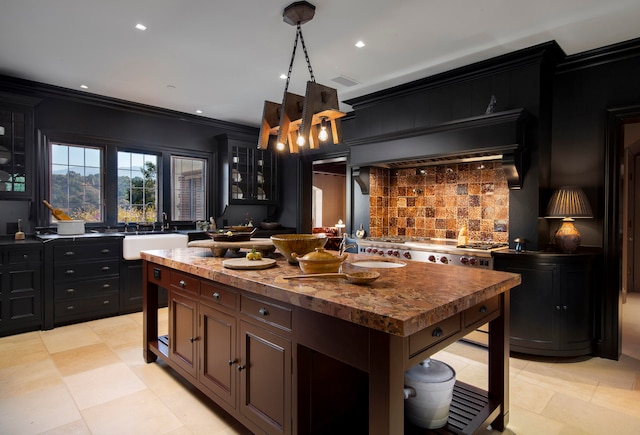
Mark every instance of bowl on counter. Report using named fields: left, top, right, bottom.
left=291, top=248, right=348, bottom=274
left=270, top=233, right=327, bottom=264
left=260, top=221, right=281, bottom=230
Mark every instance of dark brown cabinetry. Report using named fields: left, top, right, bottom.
left=43, top=236, right=122, bottom=328
left=0, top=92, right=38, bottom=199
left=0, top=242, right=42, bottom=336
left=493, top=250, right=598, bottom=357
left=165, top=268, right=290, bottom=434
left=217, top=133, right=278, bottom=207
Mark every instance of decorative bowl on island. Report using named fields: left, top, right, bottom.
left=291, top=248, right=348, bottom=274
left=270, top=233, right=327, bottom=264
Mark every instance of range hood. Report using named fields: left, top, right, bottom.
left=347, top=109, right=527, bottom=190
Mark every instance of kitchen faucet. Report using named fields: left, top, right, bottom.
left=162, top=212, right=169, bottom=231
left=338, top=234, right=356, bottom=256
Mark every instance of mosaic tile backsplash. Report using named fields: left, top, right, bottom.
left=369, top=162, right=509, bottom=243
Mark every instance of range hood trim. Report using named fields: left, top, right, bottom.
left=347, top=108, right=527, bottom=190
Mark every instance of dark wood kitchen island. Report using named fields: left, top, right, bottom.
left=142, top=248, right=520, bottom=435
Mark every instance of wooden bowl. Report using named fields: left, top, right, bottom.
left=270, top=234, right=327, bottom=264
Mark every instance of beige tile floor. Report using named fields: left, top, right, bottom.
left=1, top=294, right=639, bottom=434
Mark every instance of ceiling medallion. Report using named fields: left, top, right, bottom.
left=258, top=1, right=345, bottom=153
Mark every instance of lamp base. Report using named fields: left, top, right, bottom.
left=554, top=219, right=581, bottom=254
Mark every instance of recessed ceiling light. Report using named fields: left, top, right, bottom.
left=196, top=110, right=203, bottom=114
left=135, top=23, right=147, bottom=31
left=355, top=41, right=365, bottom=48
left=80, top=84, right=88, bottom=89
left=279, top=74, right=287, bottom=80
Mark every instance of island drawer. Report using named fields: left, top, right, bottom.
left=241, top=294, right=292, bottom=331
left=201, top=281, right=238, bottom=310
left=409, top=314, right=461, bottom=357
left=170, top=271, right=200, bottom=294
left=54, top=260, right=120, bottom=281
left=147, top=264, right=169, bottom=287
left=463, top=295, right=500, bottom=328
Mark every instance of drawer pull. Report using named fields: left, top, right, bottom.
left=556, top=305, right=561, bottom=310
left=101, top=249, right=111, bottom=254
left=103, top=300, right=110, bottom=305
left=179, top=280, right=186, bottom=288
left=258, top=307, right=269, bottom=316
left=431, top=326, right=443, bottom=337
left=213, top=292, right=221, bottom=299
left=66, top=288, right=75, bottom=294
left=65, top=269, right=75, bottom=275
left=64, top=251, right=75, bottom=257
left=479, top=305, right=487, bottom=313
left=237, top=365, right=245, bottom=371
left=103, top=284, right=110, bottom=289
left=101, top=266, right=110, bottom=272
left=67, top=305, right=75, bottom=310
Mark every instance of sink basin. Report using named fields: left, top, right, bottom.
left=122, top=233, right=189, bottom=260
left=351, top=260, right=406, bottom=268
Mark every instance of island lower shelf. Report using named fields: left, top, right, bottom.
left=142, top=252, right=516, bottom=434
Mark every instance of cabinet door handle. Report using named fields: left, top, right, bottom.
left=228, top=359, right=236, bottom=366
left=237, top=365, right=245, bottom=371
left=556, top=305, right=561, bottom=310
left=103, top=283, right=110, bottom=289
left=179, top=280, right=186, bottom=288
left=563, top=305, right=568, bottom=310
left=65, top=269, right=75, bottom=275
left=213, top=292, right=220, bottom=299
left=101, top=266, right=110, bottom=272
left=258, top=307, right=269, bottom=316
left=479, top=305, right=487, bottom=313
left=64, top=251, right=75, bottom=257
left=101, top=249, right=111, bottom=254
left=189, top=337, right=197, bottom=343
left=432, top=326, right=443, bottom=337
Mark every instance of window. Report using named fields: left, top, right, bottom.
left=171, top=156, right=206, bottom=221
left=50, top=143, right=103, bottom=221
left=118, top=151, right=158, bottom=223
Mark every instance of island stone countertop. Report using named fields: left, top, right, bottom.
left=141, top=247, right=521, bottom=337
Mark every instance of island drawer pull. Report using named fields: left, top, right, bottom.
left=67, top=305, right=75, bottom=310
left=258, top=307, right=269, bottom=316
left=179, top=280, right=186, bottom=288
left=213, top=292, right=221, bottom=299
left=103, top=300, right=110, bottom=305
left=479, top=305, right=487, bottom=313
left=431, top=327, right=443, bottom=337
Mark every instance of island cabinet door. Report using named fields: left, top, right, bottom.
left=238, top=320, right=291, bottom=435
left=168, top=290, right=198, bottom=379
left=199, top=302, right=237, bottom=408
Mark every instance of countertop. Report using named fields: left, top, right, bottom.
left=142, top=248, right=521, bottom=337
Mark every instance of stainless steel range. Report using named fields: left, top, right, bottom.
left=357, top=237, right=508, bottom=269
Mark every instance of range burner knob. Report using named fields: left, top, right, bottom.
left=439, top=256, right=449, bottom=264
left=392, top=250, right=400, bottom=257
left=403, top=251, right=412, bottom=259
left=428, top=255, right=436, bottom=263
left=378, top=250, right=385, bottom=256
left=386, top=249, right=394, bottom=256
left=468, top=257, right=478, bottom=266
left=366, top=247, right=373, bottom=254
left=371, top=248, right=378, bottom=254
left=460, top=257, right=469, bottom=265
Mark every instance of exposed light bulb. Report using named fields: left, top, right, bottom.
left=296, top=133, right=305, bottom=147
left=318, top=125, right=329, bottom=142
left=276, top=141, right=285, bottom=151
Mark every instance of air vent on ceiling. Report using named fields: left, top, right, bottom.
left=331, top=75, right=360, bottom=87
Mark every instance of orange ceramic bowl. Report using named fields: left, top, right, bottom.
left=270, top=234, right=327, bottom=264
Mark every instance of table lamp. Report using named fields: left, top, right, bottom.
left=546, top=186, right=593, bottom=253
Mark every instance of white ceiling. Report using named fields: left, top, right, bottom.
left=2, top=1, right=640, bottom=128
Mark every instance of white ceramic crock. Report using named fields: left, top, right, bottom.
left=403, top=358, right=456, bottom=429
left=56, top=220, right=86, bottom=235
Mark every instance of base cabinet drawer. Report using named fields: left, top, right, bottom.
left=408, top=314, right=461, bottom=358
left=55, top=277, right=120, bottom=299
left=55, top=292, right=119, bottom=322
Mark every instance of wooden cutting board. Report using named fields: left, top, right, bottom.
left=222, top=258, right=277, bottom=270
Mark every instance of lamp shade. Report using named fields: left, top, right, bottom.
left=546, top=186, right=593, bottom=218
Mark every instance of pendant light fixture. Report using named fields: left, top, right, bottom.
left=258, top=1, right=345, bottom=153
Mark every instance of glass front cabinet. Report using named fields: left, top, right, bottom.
left=216, top=134, right=278, bottom=207
left=0, top=92, right=38, bottom=200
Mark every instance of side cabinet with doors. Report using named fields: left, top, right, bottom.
left=161, top=265, right=291, bottom=434
left=493, top=249, right=599, bottom=357
left=0, top=240, right=43, bottom=336
left=216, top=133, right=278, bottom=210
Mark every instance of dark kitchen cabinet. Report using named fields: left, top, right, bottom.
left=120, top=259, right=167, bottom=313
left=43, top=236, right=122, bottom=328
left=0, top=93, right=39, bottom=199
left=0, top=242, right=42, bottom=336
left=493, top=249, right=598, bottom=357
left=217, top=133, right=278, bottom=208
